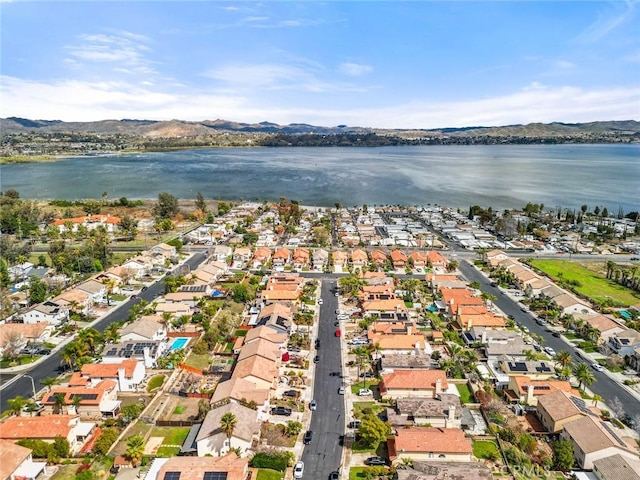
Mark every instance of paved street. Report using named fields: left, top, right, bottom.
left=299, top=279, right=345, bottom=479
left=458, top=260, right=640, bottom=419
left=0, top=252, right=208, bottom=412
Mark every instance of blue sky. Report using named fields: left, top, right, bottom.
left=1, top=1, right=639, bottom=128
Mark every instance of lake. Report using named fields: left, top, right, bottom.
left=3, top=144, right=638, bottom=211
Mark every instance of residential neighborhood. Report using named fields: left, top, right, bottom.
left=1, top=198, right=640, bottom=480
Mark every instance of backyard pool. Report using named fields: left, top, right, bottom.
left=169, top=337, right=190, bottom=351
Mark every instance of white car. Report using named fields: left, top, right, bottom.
left=544, top=347, right=556, bottom=357
left=358, top=388, right=373, bottom=396
left=293, top=461, right=304, bottom=479
left=318, top=299, right=323, bottom=305
left=591, top=363, right=605, bottom=372
left=338, top=386, right=345, bottom=395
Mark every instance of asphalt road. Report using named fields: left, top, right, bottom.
left=457, top=260, right=640, bottom=419
left=0, top=252, right=208, bottom=412
left=300, top=279, right=345, bottom=479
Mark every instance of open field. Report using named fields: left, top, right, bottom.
left=529, top=259, right=640, bottom=307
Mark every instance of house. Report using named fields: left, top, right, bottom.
left=149, top=243, right=177, bottom=260
left=51, top=214, right=121, bottom=234
left=209, top=377, right=270, bottom=409
left=0, top=323, right=50, bottom=358
left=0, top=439, right=47, bottom=480
left=390, top=249, right=408, bottom=269
left=312, top=248, right=329, bottom=271
left=102, top=340, right=166, bottom=368
left=53, top=289, right=92, bottom=315
left=332, top=251, right=348, bottom=270
left=251, top=247, right=272, bottom=269
left=439, top=288, right=484, bottom=318
left=499, top=359, right=557, bottom=380
left=396, top=461, right=492, bottom=480
left=41, top=380, right=121, bottom=417
left=165, top=287, right=208, bottom=306
left=256, top=303, right=293, bottom=335
left=146, top=453, right=249, bottom=480
left=379, top=370, right=447, bottom=399
left=212, top=245, right=232, bottom=263
left=272, top=247, right=292, bottom=270
left=503, top=376, right=579, bottom=406
left=154, top=302, right=192, bottom=319
left=22, top=301, right=68, bottom=325
left=561, top=415, right=640, bottom=470
left=351, top=249, right=368, bottom=269
left=0, top=415, right=96, bottom=455
left=243, top=325, right=288, bottom=347
left=427, top=273, right=467, bottom=291
left=120, top=317, right=167, bottom=343
left=76, top=279, right=106, bottom=304
left=260, top=274, right=305, bottom=303
left=574, top=313, right=626, bottom=344
left=292, top=248, right=310, bottom=270
left=486, top=249, right=509, bottom=266
left=120, top=257, right=152, bottom=280
left=232, top=246, right=252, bottom=268
left=592, top=454, right=640, bottom=480
left=232, top=355, right=278, bottom=391
left=370, top=249, right=388, bottom=268
left=536, top=390, right=591, bottom=433
left=606, top=329, right=640, bottom=357
left=362, top=298, right=408, bottom=318
left=368, top=332, right=431, bottom=355
left=196, top=403, right=259, bottom=457
left=379, top=353, right=432, bottom=373
left=426, top=250, right=449, bottom=269
left=389, top=394, right=462, bottom=428
left=409, top=251, right=427, bottom=268
left=388, top=427, right=473, bottom=463
left=69, top=359, right=145, bottom=392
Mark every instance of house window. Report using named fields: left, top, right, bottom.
left=438, top=454, right=446, bottom=458
left=429, top=452, right=433, bottom=458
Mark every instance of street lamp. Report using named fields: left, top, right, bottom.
left=23, top=374, right=36, bottom=399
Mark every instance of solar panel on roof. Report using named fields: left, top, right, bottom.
left=601, top=421, right=626, bottom=446
left=164, top=472, right=181, bottom=480
left=203, top=473, right=227, bottom=480
left=511, top=362, right=527, bottom=372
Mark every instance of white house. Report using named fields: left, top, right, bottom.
left=120, top=317, right=167, bottom=343
left=196, top=403, right=259, bottom=457
left=0, top=440, right=47, bottom=480
left=70, top=359, right=146, bottom=392
left=22, top=301, right=69, bottom=325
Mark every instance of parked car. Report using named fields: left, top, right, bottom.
left=591, top=363, right=605, bottom=372
left=270, top=406, right=292, bottom=416
left=318, top=299, right=323, bottom=305
left=283, top=390, right=299, bottom=397
left=348, top=420, right=361, bottom=429
left=338, top=386, right=345, bottom=395
left=303, top=430, right=313, bottom=444
left=544, top=347, right=556, bottom=356
left=552, top=331, right=561, bottom=337
left=358, top=388, right=373, bottom=396
left=329, top=472, right=339, bottom=480
left=293, top=461, right=304, bottom=479
left=314, top=355, right=320, bottom=363
left=310, top=400, right=317, bottom=411
left=359, top=372, right=375, bottom=378
left=365, top=456, right=388, bottom=466
left=315, top=339, right=320, bottom=349
left=621, top=414, right=638, bottom=428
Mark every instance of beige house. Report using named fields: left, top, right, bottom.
left=388, top=427, right=472, bottom=463
left=233, top=355, right=278, bottom=390
left=379, top=370, right=447, bottom=399
left=196, top=403, right=259, bottom=457
left=536, top=390, right=588, bottom=433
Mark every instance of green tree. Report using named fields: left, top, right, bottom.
left=284, top=420, right=303, bottom=437
left=77, top=328, right=103, bottom=356
left=552, top=438, right=575, bottom=470
left=7, top=395, right=27, bottom=416
left=573, top=362, right=595, bottom=390
left=196, top=398, right=211, bottom=421
left=220, top=412, right=238, bottom=450
left=93, top=428, right=120, bottom=456
left=153, top=192, right=179, bottom=219
left=53, top=436, right=70, bottom=458
left=125, top=435, right=146, bottom=466
left=553, top=350, right=573, bottom=369
left=195, top=192, right=208, bottom=217
left=231, top=284, right=251, bottom=303
left=53, top=392, right=67, bottom=414
left=28, top=276, right=47, bottom=304
left=358, top=413, right=390, bottom=448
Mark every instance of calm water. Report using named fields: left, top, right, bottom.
left=2, top=144, right=638, bottom=211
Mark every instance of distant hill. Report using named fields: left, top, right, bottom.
left=2, top=116, right=638, bottom=138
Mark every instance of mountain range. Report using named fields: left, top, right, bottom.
left=1, top=117, right=639, bottom=139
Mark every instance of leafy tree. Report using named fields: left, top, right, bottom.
left=196, top=398, right=211, bottom=421
left=119, top=215, right=138, bottom=236
left=125, top=435, right=145, bottom=465
left=220, top=412, right=237, bottom=449
left=53, top=436, right=70, bottom=458
left=284, top=420, right=303, bottom=437
left=358, top=413, right=390, bottom=448
left=28, top=276, right=47, bottom=304
left=53, top=392, right=67, bottom=414
left=120, top=403, right=144, bottom=422
left=195, top=192, right=207, bottom=217
left=7, top=395, right=27, bottom=416
left=93, top=428, right=120, bottom=456
left=153, top=192, right=180, bottom=219
left=552, top=438, right=574, bottom=470
left=231, top=284, right=250, bottom=303
left=553, top=350, right=573, bottom=369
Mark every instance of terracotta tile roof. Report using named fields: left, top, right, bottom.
left=381, top=369, right=447, bottom=390
left=0, top=415, right=78, bottom=440
left=351, top=249, right=368, bottom=261
left=157, top=453, right=248, bottom=480
left=69, top=372, right=91, bottom=387
left=237, top=338, right=281, bottom=362
left=233, top=355, right=278, bottom=384
left=409, top=251, right=427, bottom=263
left=273, top=247, right=291, bottom=259
left=363, top=271, right=386, bottom=279
left=512, top=376, right=578, bottom=396
left=55, top=288, right=91, bottom=305
left=391, top=250, right=408, bottom=262
left=0, top=322, right=48, bottom=346
left=393, top=427, right=472, bottom=454
left=42, top=380, right=116, bottom=405
left=80, top=359, right=139, bottom=379
left=440, top=288, right=484, bottom=308
left=458, top=313, right=506, bottom=328
left=371, top=249, right=388, bottom=262
left=363, top=299, right=407, bottom=312
left=370, top=334, right=428, bottom=351
left=244, top=326, right=288, bottom=345
left=0, top=439, right=32, bottom=480
left=210, top=377, right=269, bottom=405
left=332, top=251, right=348, bottom=261
left=426, top=251, right=448, bottom=265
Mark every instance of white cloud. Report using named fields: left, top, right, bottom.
left=339, top=62, right=373, bottom=76
left=576, top=1, right=637, bottom=43
left=1, top=75, right=637, bottom=128
left=203, top=63, right=330, bottom=92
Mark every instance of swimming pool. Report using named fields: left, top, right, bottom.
left=169, top=337, right=190, bottom=351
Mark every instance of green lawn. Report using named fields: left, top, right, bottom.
left=150, top=426, right=191, bottom=446
left=155, top=446, right=181, bottom=457
left=349, top=467, right=390, bottom=479
left=184, top=351, right=210, bottom=371
left=472, top=440, right=500, bottom=459
left=50, top=464, right=79, bottom=480
left=173, top=406, right=186, bottom=415
left=529, top=259, right=640, bottom=307
left=456, top=383, right=475, bottom=404
left=0, top=355, right=39, bottom=368
left=255, top=470, right=284, bottom=480
left=352, top=401, right=384, bottom=417
left=147, top=374, right=165, bottom=392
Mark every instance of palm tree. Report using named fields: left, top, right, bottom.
left=440, top=359, right=457, bottom=378
left=525, top=349, right=539, bottom=361
left=7, top=396, right=27, bottom=416
left=40, top=376, right=60, bottom=392
left=53, top=392, right=67, bottom=414
left=104, top=323, right=121, bottom=344
left=592, top=393, right=603, bottom=407
left=77, top=328, right=102, bottom=356
left=160, top=312, right=173, bottom=333
left=573, top=362, right=595, bottom=390
left=125, top=435, right=145, bottom=466
left=554, top=350, right=573, bottom=369
left=220, top=412, right=237, bottom=451
left=69, top=395, right=82, bottom=414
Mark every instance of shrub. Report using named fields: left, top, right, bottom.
left=93, top=428, right=120, bottom=456
left=249, top=451, right=294, bottom=472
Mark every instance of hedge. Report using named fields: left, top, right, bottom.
left=249, top=452, right=293, bottom=472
